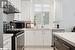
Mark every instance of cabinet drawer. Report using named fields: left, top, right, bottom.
left=4, top=42, right=10, bottom=47
left=55, top=40, right=61, bottom=49
left=55, top=43, right=70, bottom=50
left=3, top=41, right=10, bottom=46
left=54, top=37, right=70, bottom=50
left=3, top=38, right=11, bottom=45
left=61, top=44, right=70, bottom=50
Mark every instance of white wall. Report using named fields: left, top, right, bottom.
left=55, top=0, right=75, bottom=31
left=54, top=0, right=63, bottom=28
left=62, top=0, right=75, bottom=31
left=10, top=0, right=22, bottom=21
left=3, top=14, right=14, bottom=22
left=20, top=1, right=31, bottom=21
left=49, top=0, right=55, bottom=29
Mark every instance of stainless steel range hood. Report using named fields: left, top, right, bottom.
left=3, top=1, right=20, bottom=14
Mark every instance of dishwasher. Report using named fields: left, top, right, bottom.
left=15, top=33, right=24, bottom=50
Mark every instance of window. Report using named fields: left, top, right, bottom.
left=34, top=4, right=50, bottom=25
left=34, top=4, right=50, bottom=12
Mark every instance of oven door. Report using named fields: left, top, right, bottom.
left=15, top=33, right=24, bottom=50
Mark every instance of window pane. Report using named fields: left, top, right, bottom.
left=34, top=4, right=42, bottom=7
left=43, top=12, right=49, bottom=25
left=34, top=4, right=42, bottom=12
left=43, top=4, right=49, bottom=8
left=43, top=4, right=50, bottom=11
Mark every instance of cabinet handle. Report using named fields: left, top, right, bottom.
left=55, top=38, right=58, bottom=41
left=62, top=44, right=70, bottom=50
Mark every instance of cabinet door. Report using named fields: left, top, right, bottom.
left=25, top=30, right=43, bottom=46
left=3, top=36, right=12, bottom=50
left=54, top=38, right=70, bottom=50
left=33, top=30, right=43, bottom=46
left=61, top=44, right=70, bottom=50
left=25, top=30, right=34, bottom=46
left=43, top=30, right=52, bottom=46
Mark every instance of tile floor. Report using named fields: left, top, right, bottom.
left=24, top=47, right=53, bottom=50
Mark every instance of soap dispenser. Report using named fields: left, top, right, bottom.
left=57, top=24, right=59, bottom=28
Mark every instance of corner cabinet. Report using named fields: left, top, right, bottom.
left=54, top=35, right=75, bottom=50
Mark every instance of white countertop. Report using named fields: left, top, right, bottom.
left=54, top=32, right=75, bottom=47
left=3, top=34, right=13, bottom=41
left=21, top=28, right=64, bottom=30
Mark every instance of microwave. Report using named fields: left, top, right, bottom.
left=14, top=21, right=25, bottom=29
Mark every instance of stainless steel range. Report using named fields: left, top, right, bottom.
left=3, top=21, right=25, bottom=50
left=15, top=33, right=24, bottom=50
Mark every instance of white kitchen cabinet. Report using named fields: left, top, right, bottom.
left=33, top=30, right=43, bottom=46
left=25, top=30, right=35, bottom=46
left=25, top=29, right=43, bottom=46
left=43, top=29, right=52, bottom=46
left=3, top=34, right=13, bottom=50
left=24, top=29, right=52, bottom=47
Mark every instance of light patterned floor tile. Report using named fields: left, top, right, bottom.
left=24, top=47, right=53, bottom=50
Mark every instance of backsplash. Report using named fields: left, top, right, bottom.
left=3, top=13, right=14, bottom=23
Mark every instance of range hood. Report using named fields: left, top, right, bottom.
left=3, top=2, right=20, bottom=14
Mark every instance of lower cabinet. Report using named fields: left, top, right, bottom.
left=54, top=40, right=70, bottom=50
left=3, top=34, right=13, bottom=50
left=24, top=29, right=52, bottom=47
left=25, top=30, right=43, bottom=46
left=33, top=30, right=43, bottom=46
left=54, top=36, right=75, bottom=50
left=43, top=30, right=52, bottom=46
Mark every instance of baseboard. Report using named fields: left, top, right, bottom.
left=24, top=45, right=51, bottom=48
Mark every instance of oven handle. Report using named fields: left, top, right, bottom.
left=16, top=33, right=24, bottom=38
left=15, top=33, right=24, bottom=50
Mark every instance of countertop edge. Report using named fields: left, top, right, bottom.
left=54, top=33, right=75, bottom=47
